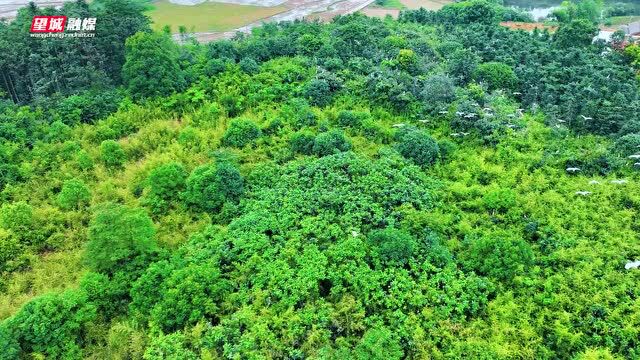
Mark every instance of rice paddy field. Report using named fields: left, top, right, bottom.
left=146, top=0, right=287, bottom=32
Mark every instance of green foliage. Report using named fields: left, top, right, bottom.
left=313, top=130, right=352, bottom=157
left=85, top=204, right=157, bottom=273
left=395, top=128, right=440, bottom=167
left=57, top=179, right=91, bottom=210
left=336, top=110, right=369, bottom=128
left=368, top=227, right=416, bottom=265
left=355, top=327, right=403, bottom=360
left=473, top=62, right=517, bottom=91
left=554, top=19, right=599, bottom=48
left=100, top=140, right=126, bottom=168
left=482, top=188, right=517, bottom=213
left=290, top=131, right=316, bottom=155
left=221, top=118, right=262, bottom=148
left=4, top=290, right=96, bottom=359
left=462, top=236, right=534, bottom=282
left=149, top=263, right=229, bottom=332
left=143, top=332, right=198, bottom=360
left=143, top=162, right=188, bottom=214
left=122, top=32, right=185, bottom=101
left=182, top=162, right=244, bottom=213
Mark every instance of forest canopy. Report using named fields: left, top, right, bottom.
left=1, top=0, right=640, bottom=358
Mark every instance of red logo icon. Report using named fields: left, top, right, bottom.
left=30, top=16, right=67, bottom=33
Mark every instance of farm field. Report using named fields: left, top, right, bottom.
left=609, top=15, right=640, bottom=25
left=147, top=0, right=287, bottom=32
left=361, top=0, right=450, bottom=18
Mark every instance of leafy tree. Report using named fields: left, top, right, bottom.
left=304, top=78, right=332, bottom=107
left=57, top=179, right=91, bottom=210
left=313, top=130, right=352, bottom=157
left=473, top=62, right=517, bottom=91
left=482, top=188, right=517, bottom=213
left=367, top=227, right=416, bottom=265
left=150, top=263, right=230, bottom=332
left=122, top=32, right=185, bottom=101
left=354, top=327, right=403, bottom=360
left=100, top=140, right=126, bottom=168
left=447, top=48, right=479, bottom=85
left=462, top=236, right=534, bottom=282
left=85, top=203, right=157, bottom=273
left=143, top=332, right=198, bottom=360
left=221, top=118, right=262, bottom=148
left=143, top=162, right=187, bottom=214
left=5, top=290, right=96, bottom=359
left=0, top=202, right=33, bottom=241
left=395, top=128, right=440, bottom=167
left=182, top=162, right=244, bottom=213
left=290, top=131, right=316, bottom=155
left=554, top=19, right=599, bottom=48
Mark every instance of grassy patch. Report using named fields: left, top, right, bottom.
left=147, top=0, right=287, bottom=33
left=607, top=15, right=640, bottom=26
left=371, top=0, right=405, bottom=10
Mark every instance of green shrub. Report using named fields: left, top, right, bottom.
left=368, top=227, right=416, bottom=265
left=462, top=236, right=534, bottom=282
left=395, top=128, right=440, bottom=166
left=57, top=179, right=91, bottom=210
left=221, top=118, right=262, bottom=148
left=85, top=204, right=157, bottom=273
left=355, top=327, right=403, bottom=360
left=337, top=110, right=369, bottom=128
left=614, top=133, right=640, bottom=157
left=143, top=332, right=198, bottom=360
left=149, top=263, right=230, bottom=332
left=290, top=131, right=316, bottom=155
left=482, top=188, right=516, bottom=213
left=313, top=130, right=352, bottom=157
left=100, top=140, right=126, bottom=168
left=6, top=290, right=97, bottom=359
left=182, top=162, right=244, bottom=213
left=143, top=162, right=187, bottom=214
left=473, top=62, right=517, bottom=91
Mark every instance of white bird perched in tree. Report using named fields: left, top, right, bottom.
left=558, top=119, right=566, bottom=123
left=611, top=179, right=628, bottom=184
left=506, top=124, right=517, bottom=128
left=460, top=132, right=470, bottom=136
left=589, top=180, right=600, bottom=185
left=566, top=167, right=581, bottom=172
left=451, top=132, right=465, bottom=137
left=418, top=119, right=429, bottom=123
left=513, top=91, right=522, bottom=95
left=392, top=123, right=405, bottom=128
left=628, top=154, right=640, bottom=159
left=439, top=110, right=448, bottom=114
left=580, top=115, right=593, bottom=121
left=351, top=230, right=359, bottom=237
left=625, top=260, right=640, bottom=270
left=575, top=191, right=592, bottom=196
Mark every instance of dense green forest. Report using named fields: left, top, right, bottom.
left=1, top=0, right=640, bottom=358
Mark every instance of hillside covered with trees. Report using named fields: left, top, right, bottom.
left=1, top=0, right=640, bottom=358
